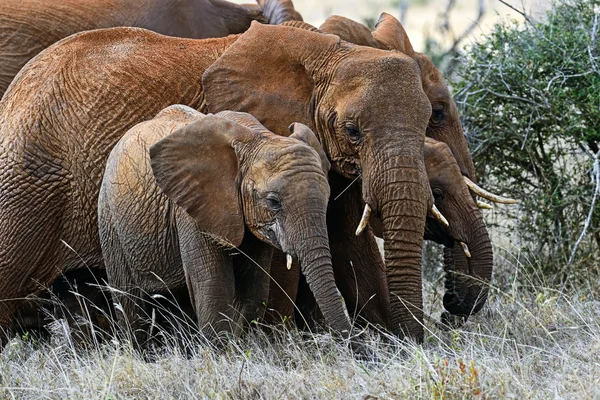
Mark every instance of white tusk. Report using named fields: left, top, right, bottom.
left=286, top=254, right=293, bottom=270
left=460, top=242, right=472, bottom=258
left=464, top=177, right=518, bottom=204
left=355, top=204, right=372, bottom=236
left=477, top=200, right=493, bottom=210
left=431, top=204, right=449, bottom=227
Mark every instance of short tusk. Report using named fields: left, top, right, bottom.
left=464, top=177, right=518, bottom=204
left=431, top=204, right=449, bottom=227
left=355, top=204, right=371, bottom=236
left=477, top=200, right=493, bottom=210
left=286, top=254, right=293, bottom=270
left=460, top=242, right=472, bottom=258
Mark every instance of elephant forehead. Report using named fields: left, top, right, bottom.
left=252, top=144, right=325, bottom=181
left=424, top=143, right=462, bottom=176
left=331, top=54, right=430, bottom=117
left=336, top=52, right=421, bottom=84
left=258, top=143, right=321, bottom=170
left=266, top=169, right=330, bottom=201
left=416, top=53, right=445, bottom=85
left=424, top=81, right=452, bottom=104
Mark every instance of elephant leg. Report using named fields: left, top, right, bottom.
left=0, top=171, right=70, bottom=339
left=327, top=175, right=390, bottom=328
left=232, top=235, right=273, bottom=328
left=112, top=276, right=150, bottom=345
left=176, top=211, right=236, bottom=338
left=56, top=268, right=115, bottom=336
left=264, top=249, right=300, bottom=326
left=100, top=214, right=153, bottom=345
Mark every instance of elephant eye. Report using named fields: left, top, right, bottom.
left=433, top=188, right=444, bottom=202
left=265, top=194, right=282, bottom=211
left=431, top=107, right=446, bottom=124
left=345, top=123, right=361, bottom=142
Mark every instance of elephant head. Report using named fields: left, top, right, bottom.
left=320, top=13, right=475, bottom=180
left=423, top=138, right=493, bottom=322
left=149, top=109, right=354, bottom=337
left=201, top=22, right=434, bottom=339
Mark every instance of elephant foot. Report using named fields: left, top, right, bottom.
left=439, top=311, right=466, bottom=330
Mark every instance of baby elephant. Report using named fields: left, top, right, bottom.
left=99, top=105, right=352, bottom=344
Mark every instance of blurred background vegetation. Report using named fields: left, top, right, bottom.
left=454, top=0, right=600, bottom=287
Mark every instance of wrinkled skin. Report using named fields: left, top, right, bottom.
left=317, top=14, right=492, bottom=322
left=0, top=22, right=431, bottom=342
left=0, top=28, right=235, bottom=339
left=99, top=105, right=354, bottom=343
left=423, top=139, right=493, bottom=321
left=267, top=138, right=493, bottom=328
left=0, top=0, right=300, bottom=97
left=320, top=14, right=476, bottom=181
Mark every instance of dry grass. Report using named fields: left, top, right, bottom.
left=1, top=247, right=599, bottom=399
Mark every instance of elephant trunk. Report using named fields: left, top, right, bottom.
left=296, top=232, right=353, bottom=337
left=365, top=147, right=429, bottom=341
left=443, top=209, right=493, bottom=318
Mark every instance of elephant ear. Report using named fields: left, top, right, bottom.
left=149, top=115, right=253, bottom=247
left=257, top=0, right=304, bottom=25
left=202, top=22, right=342, bottom=137
left=215, top=110, right=269, bottom=134
left=372, top=12, right=415, bottom=56
left=289, top=122, right=330, bottom=174
left=319, top=15, right=386, bottom=49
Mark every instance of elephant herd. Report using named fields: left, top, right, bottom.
left=0, top=0, right=517, bottom=352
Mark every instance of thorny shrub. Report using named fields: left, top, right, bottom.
left=454, top=0, right=600, bottom=285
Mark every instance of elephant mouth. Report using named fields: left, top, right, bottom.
left=253, top=220, right=282, bottom=251
left=329, top=155, right=361, bottom=179
left=424, top=217, right=454, bottom=247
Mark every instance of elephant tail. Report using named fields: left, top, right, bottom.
left=257, top=0, right=303, bottom=25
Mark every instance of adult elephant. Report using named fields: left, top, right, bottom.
left=0, top=0, right=301, bottom=97
left=318, top=14, right=517, bottom=322
left=0, top=22, right=436, bottom=343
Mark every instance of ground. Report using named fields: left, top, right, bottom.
left=1, top=251, right=598, bottom=398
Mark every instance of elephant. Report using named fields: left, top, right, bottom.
left=0, top=0, right=301, bottom=98
left=0, top=21, right=438, bottom=343
left=316, top=13, right=518, bottom=322
left=265, top=138, right=496, bottom=329
left=320, top=13, right=476, bottom=181
left=98, top=104, right=355, bottom=344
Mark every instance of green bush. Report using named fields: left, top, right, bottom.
left=454, top=0, right=600, bottom=283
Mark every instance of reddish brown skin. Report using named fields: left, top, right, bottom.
left=266, top=15, right=492, bottom=329
left=321, top=13, right=477, bottom=180
left=0, top=28, right=236, bottom=334
left=422, top=139, right=493, bottom=319
left=0, top=0, right=302, bottom=97
left=0, top=22, right=431, bottom=343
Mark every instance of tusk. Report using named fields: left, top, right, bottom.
left=286, top=254, right=293, bottom=270
left=477, top=200, right=493, bottom=210
left=355, top=204, right=371, bottom=236
left=431, top=205, right=449, bottom=227
left=464, top=177, right=518, bottom=204
left=460, top=242, right=472, bottom=258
